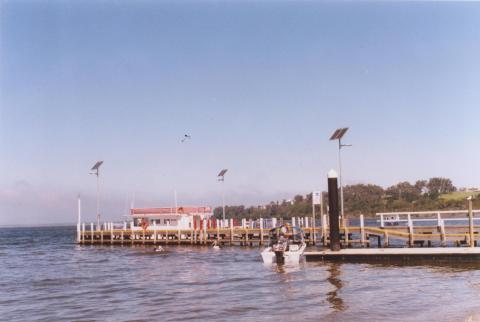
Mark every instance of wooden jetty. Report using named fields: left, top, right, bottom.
left=77, top=217, right=318, bottom=246
left=77, top=211, right=480, bottom=249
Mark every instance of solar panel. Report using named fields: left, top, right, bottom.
left=338, top=127, right=349, bottom=139
left=91, top=161, right=103, bottom=171
left=329, top=127, right=349, bottom=140
left=329, top=129, right=341, bottom=140
left=217, top=169, right=228, bottom=177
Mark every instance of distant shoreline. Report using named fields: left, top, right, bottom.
left=0, top=223, right=75, bottom=228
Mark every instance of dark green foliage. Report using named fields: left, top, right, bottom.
left=385, top=181, right=422, bottom=202
left=213, top=178, right=473, bottom=219
left=426, top=177, right=456, bottom=198
left=344, top=184, right=385, bottom=214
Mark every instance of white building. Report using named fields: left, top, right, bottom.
left=130, top=206, right=213, bottom=230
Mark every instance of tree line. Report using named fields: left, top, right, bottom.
left=213, top=177, right=480, bottom=219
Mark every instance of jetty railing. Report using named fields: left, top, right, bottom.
left=376, top=210, right=480, bottom=227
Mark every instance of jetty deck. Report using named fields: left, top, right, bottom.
left=305, top=247, right=480, bottom=262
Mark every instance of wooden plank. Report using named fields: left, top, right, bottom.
left=305, top=247, right=480, bottom=262
left=306, top=247, right=480, bottom=256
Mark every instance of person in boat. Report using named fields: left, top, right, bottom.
left=270, top=224, right=291, bottom=252
left=270, top=224, right=304, bottom=246
left=280, top=223, right=293, bottom=237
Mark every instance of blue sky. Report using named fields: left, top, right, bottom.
left=1, top=1, right=480, bottom=225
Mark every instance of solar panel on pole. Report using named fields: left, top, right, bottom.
left=337, top=127, right=349, bottom=139
left=329, top=127, right=348, bottom=140
left=91, top=161, right=103, bottom=171
left=329, top=129, right=341, bottom=140
left=217, top=169, right=228, bottom=177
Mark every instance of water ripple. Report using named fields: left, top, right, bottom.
left=1, top=227, right=480, bottom=321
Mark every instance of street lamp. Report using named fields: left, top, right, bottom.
left=217, top=169, right=228, bottom=223
left=329, top=128, right=351, bottom=218
left=90, top=161, right=103, bottom=230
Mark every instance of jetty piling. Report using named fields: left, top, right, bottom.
left=328, top=169, right=341, bottom=251
left=110, top=223, right=113, bottom=245
left=468, top=197, right=474, bottom=247
left=360, top=214, right=365, bottom=247
left=260, top=218, right=264, bottom=245
left=90, top=223, right=94, bottom=242
left=408, top=214, right=414, bottom=247
left=82, top=223, right=85, bottom=243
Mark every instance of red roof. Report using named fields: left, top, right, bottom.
left=130, top=206, right=212, bottom=216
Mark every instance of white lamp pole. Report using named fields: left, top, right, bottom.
left=90, top=161, right=103, bottom=230
left=222, top=181, right=225, bottom=222
left=96, top=173, right=100, bottom=228
left=217, top=169, right=228, bottom=223
left=338, top=138, right=344, bottom=218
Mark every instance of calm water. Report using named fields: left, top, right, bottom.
left=1, top=227, right=480, bottom=321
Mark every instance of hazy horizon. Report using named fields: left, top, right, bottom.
left=1, top=1, right=480, bottom=225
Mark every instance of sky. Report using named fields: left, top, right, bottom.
left=1, top=0, right=480, bottom=225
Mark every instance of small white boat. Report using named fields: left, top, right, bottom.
left=261, top=224, right=306, bottom=264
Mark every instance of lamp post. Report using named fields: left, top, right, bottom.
left=329, top=128, right=351, bottom=218
left=90, top=161, right=103, bottom=230
left=217, top=169, right=228, bottom=224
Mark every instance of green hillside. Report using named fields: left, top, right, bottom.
left=440, top=191, right=480, bottom=201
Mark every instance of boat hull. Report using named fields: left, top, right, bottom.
left=261, top=244, right=306, bottom=264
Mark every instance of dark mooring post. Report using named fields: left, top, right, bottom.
left=328, top=169, right=341, bottom=251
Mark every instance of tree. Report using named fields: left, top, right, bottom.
left=427, top=178, right=456, bottom=198
left=386, top=181, right=422, bottom=202
left=293, top=195, right=304, bottom=204
left=414, top=180, right=427, bottom=194
left=343, top=184, right=385, bottom=214
left=213, top=177, right=459, bottom=219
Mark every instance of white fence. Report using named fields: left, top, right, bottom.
left=376, top=210, right=480, bottom=228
